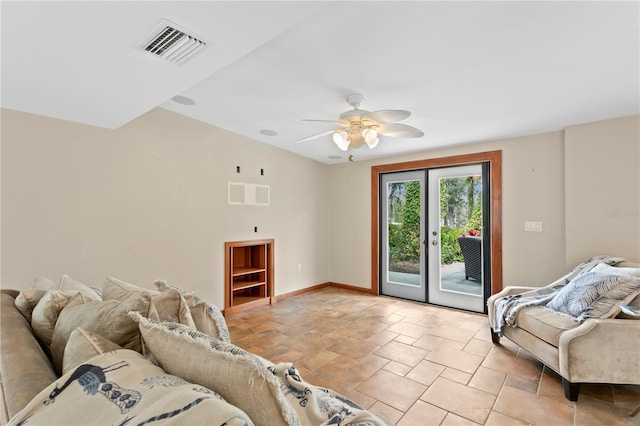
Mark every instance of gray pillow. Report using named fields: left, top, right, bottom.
left=547, top=272, right=640, bottom=321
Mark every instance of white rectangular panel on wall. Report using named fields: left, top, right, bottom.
left=255, top=185, right=270, bottom=206
left=228, top=182, right=270, bottom=206
left=228, top=182, right=245, bottom=204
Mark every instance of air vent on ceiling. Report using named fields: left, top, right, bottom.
left=138, top=19, right=206, bottom=65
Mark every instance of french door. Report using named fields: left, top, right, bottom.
left=380, top=164, right=489, bottom=313
left=380, top=171, right=427, bottom=302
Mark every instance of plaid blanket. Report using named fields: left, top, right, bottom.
left=491, top=255, right=625, bottom=335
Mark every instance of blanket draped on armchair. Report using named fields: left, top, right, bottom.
left=490, top=256, right=625, bottom=335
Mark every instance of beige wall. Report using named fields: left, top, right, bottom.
left=1, top=108, right=332, bottom=307
left=2, top=108, right=638, bottom=303
left=565, top=115, right=640, bottom=267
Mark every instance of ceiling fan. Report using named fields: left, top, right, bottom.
left=295, top=94, right=424, bottom=151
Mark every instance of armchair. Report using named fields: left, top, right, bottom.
left=457, top=236, right=482, bottom=281
left=487, top=262, right=640, bottom=401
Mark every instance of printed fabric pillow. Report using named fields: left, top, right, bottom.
left=50, top=291, right=155, bottom=375
left=546, top=272, right=640, bottom=321
left=62, top=327, right=122, bottom=375
left=131, top=312, right=298, bottom=426
left=155, top=280, right=230, bottom=342
left=9, top=349, right=253, bottom=426
left=261, top=358, right=387, bottom=426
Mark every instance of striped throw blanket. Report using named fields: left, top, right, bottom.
left=491, top=255, right=625, bottom=335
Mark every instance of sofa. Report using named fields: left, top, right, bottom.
left=487, top=258, right=640, bottom=401
left=0, top=276, right=387, bottom=426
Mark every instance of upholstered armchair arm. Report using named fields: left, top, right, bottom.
left=487, top=286, right=536, bottom=327
left=559, top=318, right=640, bottom=384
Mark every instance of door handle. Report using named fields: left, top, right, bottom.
left=432, top=240, right=438, bottom=246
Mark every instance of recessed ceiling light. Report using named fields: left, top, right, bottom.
left=328, top=155, right=342, bottom=160
left=172, top=95, right=196, bottom=105
left=259, top=129, right=278, bottom=136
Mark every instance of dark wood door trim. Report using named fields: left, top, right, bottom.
left=371, top=150, right=503, bottom=296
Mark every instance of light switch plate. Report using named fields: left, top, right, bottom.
left=525, top=221, right=543, bottom=232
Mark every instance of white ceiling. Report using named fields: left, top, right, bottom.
left=2, top=1, right=638, bottom=164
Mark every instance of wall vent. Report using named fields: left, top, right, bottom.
left=138, top=19, right=206, bottom=65
left=228, top=182, right=270, bottom=206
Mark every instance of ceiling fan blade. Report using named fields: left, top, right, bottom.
left=294, top=129, right=337, bottom=144
left=378, top=123, right=424, bottom=138
left=365, top=109, right=411, bottom=123
left=301, top=119, right=348, bottom=126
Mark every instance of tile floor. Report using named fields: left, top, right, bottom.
left=225, top=287, right=640, bottom=425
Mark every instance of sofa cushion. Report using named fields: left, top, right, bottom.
left=517, top=306, right=579, bottom=347
left=50, top=291, right=155, bottom=375
left=0, top=293, right=58, bottom=420
left=104, top=277, right=195, bottom=327
left=8, top=349, right=253, bottom=426
left=155, top=280, right=230, bottom=342
left=132, top=312, right=298, bottom=426
left=546, top=272, right=640, bottom=321
left=62, top=328, right=123, bottom=375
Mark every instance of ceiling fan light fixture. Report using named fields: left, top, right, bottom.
left=349, top=127, right=365, bottom=149
left=333, top=131, right=350, bottom=151
left=296, top=94, right=423, bottom=152
left=363, top=127, right=378, bottom=144
left=366, top=137, right=379, bottom=149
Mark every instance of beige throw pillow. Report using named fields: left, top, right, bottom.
left=102, top=276, right=160, bottom=300
left=62, top=328, right=122, bottom=375
left=155, top=280, right=230, bottom=342
left=15, top=276, right=58, bottom=321
left=50, top=291, right=155, bottom=375
left=15, top=289, right=48, bottom=322
left=104, top=277, right=195, bottom=327
left=31, top=276, right=58, bottom=290
left=58, top=274, right=102, bottom=300
left=131, top=313, right=299, bottom=426
left=151, top=289, right=196, bottom=327
left=31, top=291, right=89, bottom=348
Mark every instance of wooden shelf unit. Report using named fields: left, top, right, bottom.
left=224, top=239, right=274, bottom=315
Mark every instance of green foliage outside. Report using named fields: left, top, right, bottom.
left=388, top=181, right=421, bottom=264
left=389, top=176, right=482, bottom=270
left=440, top=226, right=464, bottom=264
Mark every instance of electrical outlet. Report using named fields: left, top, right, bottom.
left=297, top=264, right=302, bottom=272
left=524, top=221, right=543, bottom=232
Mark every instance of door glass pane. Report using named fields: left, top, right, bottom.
left=387, top=179, right=422, bottom=287
left=439, top=174, right=482, bottom=295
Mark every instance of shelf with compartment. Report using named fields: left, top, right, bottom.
left=224, top=239, right=274, bottom=315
